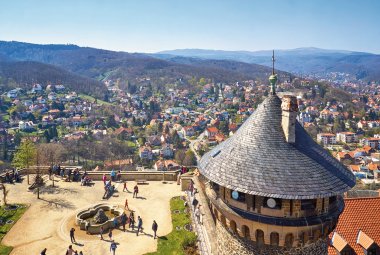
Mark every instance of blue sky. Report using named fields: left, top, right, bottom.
left=0, top=0, right=379, bottom=53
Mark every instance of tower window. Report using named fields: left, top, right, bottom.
left=270, top=232, right=279, bottom=246
left=301, top=199, right=316, bottom=210
left=263, top=197, right=282, bottom=209
left=231, top=190, right=246, bottom=202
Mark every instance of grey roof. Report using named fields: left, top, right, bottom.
left=199, top=94, right=355, bottom=199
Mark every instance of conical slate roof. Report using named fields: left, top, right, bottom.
left=199, top=94, right=355, bottom=199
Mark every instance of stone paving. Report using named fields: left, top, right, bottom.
left=1, top=176, right=183, bottom=255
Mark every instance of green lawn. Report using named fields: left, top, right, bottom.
left=146, top=196, right=198, bottom=255
left=0, top=204, right=29, bottom=255
left=79, top=94, right=113, bottom=105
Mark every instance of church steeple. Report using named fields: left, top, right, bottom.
left=269, top=50, right=277, bottom=95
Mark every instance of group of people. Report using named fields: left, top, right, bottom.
left=4, top=169, right=21, bottom=183
left=49, top=165, right=84, bottom=183
left=110, top=169, right=122, bottom=182
left=65, top=245, right=84, bottom=255
left=41, top=168, right=163, bottom=254
left=102, top=178, right=116, bottom=199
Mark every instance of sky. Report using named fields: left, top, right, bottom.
left=0, top=0, right=379, bottom=53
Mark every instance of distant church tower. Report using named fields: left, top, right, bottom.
left=198, top=51, right=355, bottom=255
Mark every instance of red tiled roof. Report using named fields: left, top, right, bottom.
left=206, top=126, right=218, bottom=133
left=328, top=197, right=380, bottom=255
left=319, top=133, right=336, bottom=137
left=349, top=165, right=360, bottom=172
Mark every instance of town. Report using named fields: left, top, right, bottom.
left=2, top=73, right=380, bottom=184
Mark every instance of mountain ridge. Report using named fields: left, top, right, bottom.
left=0, top=41, right=293, bottom=93
left=156, top=48, right=380, bottom=81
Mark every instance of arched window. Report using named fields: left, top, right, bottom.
left=256, top=229, right=265, bottom=246
left=229, top=220, right=237, bottom=233
left=285, top=233, right=294, bottom=249
left=300, top=232, right=309, bottom=245
left=241, top=225, right=250, bottom=239
left=270, top=232, right=279, bottom=246
left=323, top=225, right=330, bottom=237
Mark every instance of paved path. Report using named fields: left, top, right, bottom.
left=186, top=131, right=205, bottom=161
left=2, top=178, right=183, bottom=255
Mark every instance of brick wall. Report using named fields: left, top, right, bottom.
left=216, top=220, right=328, bottom=255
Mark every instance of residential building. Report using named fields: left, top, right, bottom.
left=361, top=137, right=380, bottom=149
left=317, top=133, right=337, bottom=145
left=139, top=146, right=153, bottom=160
left=336, top=132, right=357, bottom=143
left=160, top=143, right=174, bottom=158
left=205, top=126, right=219, bottom=140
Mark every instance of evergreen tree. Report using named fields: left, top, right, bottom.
left=12, top=140, right=37, bottom=170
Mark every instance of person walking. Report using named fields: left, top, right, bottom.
left=85, top=220, right=90, bottom=234
left=70, top=228, right=76, bottom=243
left=121, top=212, right=127, bottom=232
left=102, top=174, right=107, bottom=185
left=133, top=185, right=139, bottom=198
left=108, top=229, right=113, bottom=241
left=123, top=181, right=128, bottom=192
left=117, top=170, right=121, bottom=182
left=129, top=212, right=135, bottom=230
left=66, top=245, right=75, bottom=255
left=124, top=198, right=129, bottom=210
left=152, top=220, right=158, bottom=239
left=40, top=248, right=47, bottom=255
left=100, top=226, right=104, bottom=240
left=110, top=169, right=116, bottom=182
left=110, top=240, right=117, bottom=255
left=136, top=216, right=143, bottom=236
left=113, top=217, right=118, bottom=229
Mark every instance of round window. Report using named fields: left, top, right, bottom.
left=267, top=198, right=277, bottom=208
left=232, top=191, right=239, bottom=200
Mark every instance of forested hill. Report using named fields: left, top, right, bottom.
left=0, top=60, right=107, bottom=98
left=158, top=48, right=380, bottom=82
left=0, top=41, right=293, bottom=91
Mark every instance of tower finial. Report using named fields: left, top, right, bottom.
left=269, top=50, right=277, bottom=95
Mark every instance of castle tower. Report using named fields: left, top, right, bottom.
left=198, top=52, right=355, bottom=255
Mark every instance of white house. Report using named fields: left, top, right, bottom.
left=19, top=121, right=35, bottom=131
left=336, top=132, right=358, bottom=143
left=317, top=133, right=337, bottom=145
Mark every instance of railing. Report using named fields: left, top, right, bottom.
left=0, top=167, right=180, bottom=182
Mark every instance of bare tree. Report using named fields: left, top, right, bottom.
left=0, top=183, right=9, bottom=206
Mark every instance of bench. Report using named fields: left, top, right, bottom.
left=136, top=179, right=147, bottom=185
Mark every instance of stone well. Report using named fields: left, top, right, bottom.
left=76, top=204, right=124, bottom=234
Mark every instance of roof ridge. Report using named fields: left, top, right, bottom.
left=345, top=196, right=380, bottom=201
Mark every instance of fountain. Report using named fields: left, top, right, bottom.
left=76, top=204, right=124, bottom=234
left=93, top=209, right=108, bottom=224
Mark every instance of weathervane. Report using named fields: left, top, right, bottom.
left=269, top=50, right=277, bottom=95
left=272, top=50, right=275, bottom=75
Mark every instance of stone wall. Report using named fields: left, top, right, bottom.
left=216, top=220, right=328, bottom=255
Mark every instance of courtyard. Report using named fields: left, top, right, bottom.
left=1, top=176, right=184, bottom=255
